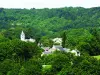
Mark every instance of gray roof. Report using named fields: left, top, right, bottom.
left=53, top=45, right=71, bottom=52
left=53, top=45, right=64, bottom=51
left=43, top=51, right=52, bottom=54
left=41, top=47, right=50, bottom=50
left=63, top=48, right=70, bottom=52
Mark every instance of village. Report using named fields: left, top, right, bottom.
left=20, top=31, right=80, bottom=56
left=0, top=5, right=100, bottom=74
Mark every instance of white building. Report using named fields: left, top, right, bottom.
left=20, top=31, right=35, bottom=42
left=52, top=38, right=62, bottom=45
left=70, top=49, right=80, bottom=56
left=41, top=45, right=80, bottom=56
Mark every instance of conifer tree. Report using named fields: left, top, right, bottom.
left=62, top=31, right=66, bottom=48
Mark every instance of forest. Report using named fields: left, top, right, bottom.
left=0, top=7, right=100, bottom=75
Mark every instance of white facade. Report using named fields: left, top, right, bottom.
left=41, top=45, right=80, bottom=56
left=20, top=31, right=25, bottom=41
left=70, top=49, right=80, bottom=56
left=20, top=31, right=35, bottom=42
left=52, top=38, right=62, bottom=45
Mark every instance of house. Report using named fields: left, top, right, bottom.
left=41, top=45, right=80, bottom=56
left=41, top=50, right=52, bottom=56
left=52, top=38, right=62, bottom=45
left=41, top=47, right=50, bottom=51
left=70, top=49, right=80, bottom=56
left=41, top=47, right=52, bottom=56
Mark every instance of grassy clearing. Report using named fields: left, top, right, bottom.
left=93, top=55, right=100, bottom=60
left=42, top=65, right=52, bottom=72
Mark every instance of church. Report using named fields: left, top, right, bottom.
left=20, top=31, right=35, bottom=42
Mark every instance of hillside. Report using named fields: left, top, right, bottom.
left=0, top=7, right=100, bottom=37
left=0, top=7, right=100, bottom=55
left=0, top=7, right=100, bottom=75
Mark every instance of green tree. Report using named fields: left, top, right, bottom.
left=62, top=31, right=66, bottom=48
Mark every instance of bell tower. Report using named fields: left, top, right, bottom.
left=20, top=31, right=25, bottom=41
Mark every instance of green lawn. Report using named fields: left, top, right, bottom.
left=42, top=65, right=52, bottom=72
left=94, top=55, right=100, bottom=60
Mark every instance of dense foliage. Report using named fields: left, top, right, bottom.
left=0, top=7, right=100, bottom=37
left=0, top=7, right=100, bottom=74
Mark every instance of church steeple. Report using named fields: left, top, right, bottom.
left=20, top=31, right=25, bottom=41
